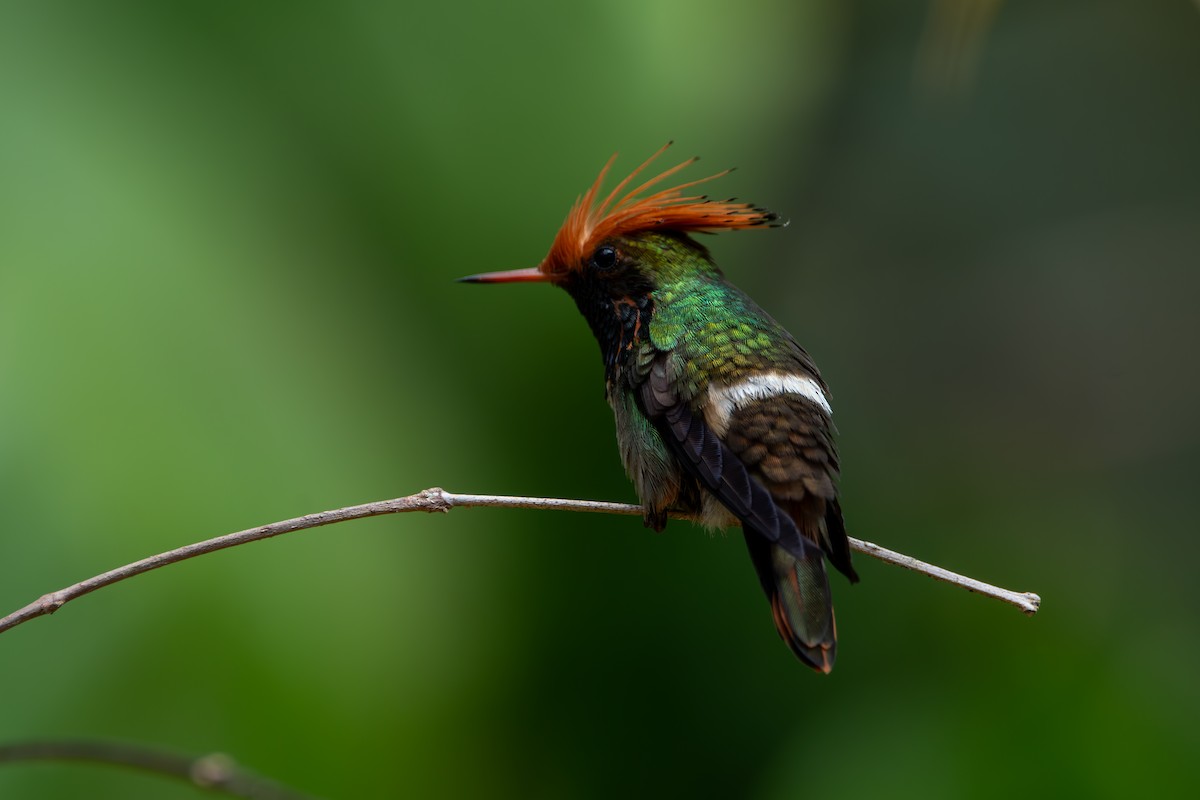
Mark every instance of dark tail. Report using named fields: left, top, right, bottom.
left=744, top=533, right=837, bottom=674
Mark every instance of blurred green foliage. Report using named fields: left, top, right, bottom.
left=1, top=0, right=1198, bottom=797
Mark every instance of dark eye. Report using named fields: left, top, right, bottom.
left=591, top=245, right=618, bottom=271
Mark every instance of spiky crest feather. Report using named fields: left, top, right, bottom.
left=538, top=142, right=779, bottom=279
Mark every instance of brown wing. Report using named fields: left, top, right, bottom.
left=724, top=393, right=857, bottom=583
left=638, top=351, right=857, bottom=672
left=638, top=355, right=814, bottom=563
left=727, top=391, right=857, bottom=672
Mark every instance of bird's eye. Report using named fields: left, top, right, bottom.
left=591, top=245, right=618, bottom=271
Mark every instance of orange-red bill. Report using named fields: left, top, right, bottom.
left=458, top=267, right=549, bottom=283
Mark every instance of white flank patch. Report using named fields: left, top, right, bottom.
left=707, top=371, right=832, bottom=432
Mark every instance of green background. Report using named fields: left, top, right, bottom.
left=2, top=0, right=1198, bottom=797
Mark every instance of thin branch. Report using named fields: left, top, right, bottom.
left=0, top=487, right=1039, bottom=636
left=849, top=537, right=1040, bottom=614
left=447, top=492, right=1040, bottom=614
left=0, top=739, right=316, bottom=800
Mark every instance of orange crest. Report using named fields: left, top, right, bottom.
left=538, top=143, right=779, bottom=278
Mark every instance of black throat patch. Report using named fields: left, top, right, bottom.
left=564, top=271, right=654, bottom=383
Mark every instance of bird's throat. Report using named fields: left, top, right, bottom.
left=564, top=274, right=654, bottom=384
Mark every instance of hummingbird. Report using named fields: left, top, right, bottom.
left=461, top=143, right=858, bottom=672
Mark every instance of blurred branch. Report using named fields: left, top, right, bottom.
left=0, top=488, right=1040, bottom=637
left=0, top=739, right=315, bottom=800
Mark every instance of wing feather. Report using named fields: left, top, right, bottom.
left=639, top=355, right=810, bottom=561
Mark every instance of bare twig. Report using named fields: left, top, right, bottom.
left=0, top=487, right=1039, bottom=636
left=849, top=537, right=1039, bottom=614
left=0, top=739, right=316, bottom=800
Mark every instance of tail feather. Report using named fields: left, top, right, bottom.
left=744, top=532, right=836, bottom=674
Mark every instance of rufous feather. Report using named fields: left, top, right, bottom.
left=539, top=143, right=779, bottom=279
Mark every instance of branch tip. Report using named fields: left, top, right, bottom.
left=1021, top=593, right=1041, bottom=616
